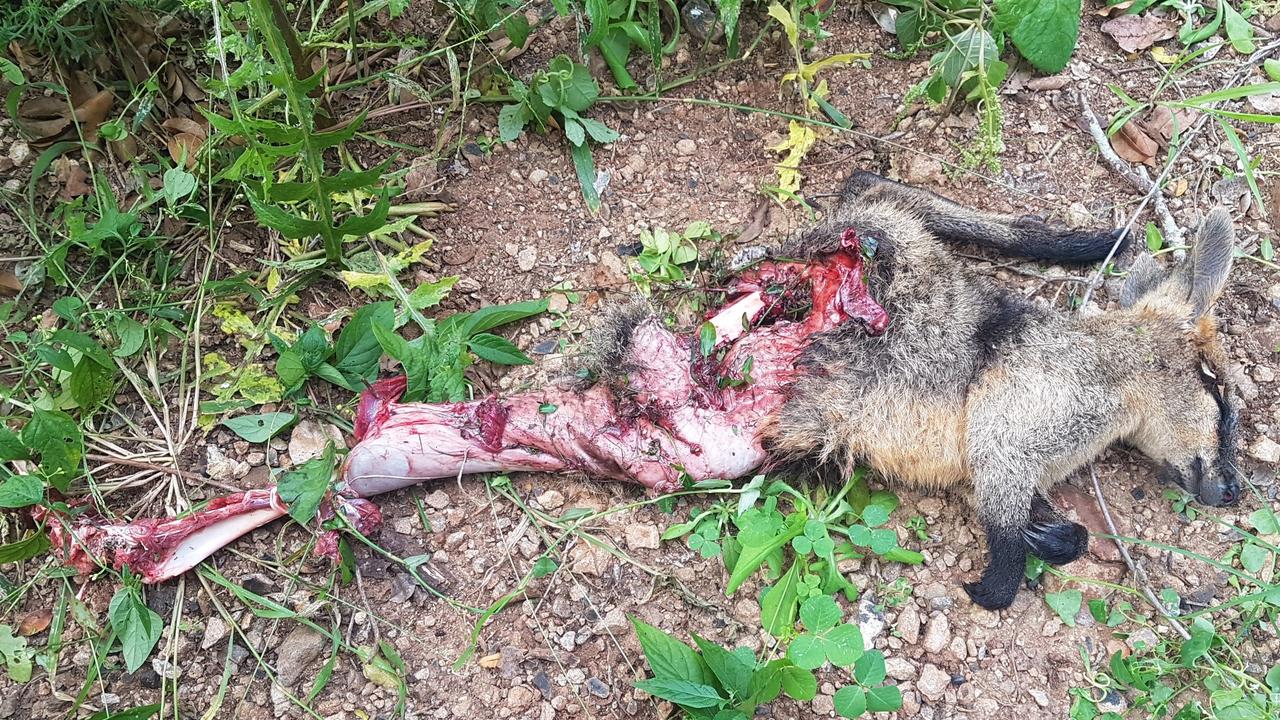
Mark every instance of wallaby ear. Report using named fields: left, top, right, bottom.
left=1119, top=252, right=1166, bottom=308
left=1188, top=209, right=1235, bottom=317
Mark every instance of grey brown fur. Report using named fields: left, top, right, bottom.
left=764, top=172, right=1241, bottom=609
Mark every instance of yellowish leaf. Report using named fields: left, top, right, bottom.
left=1150, top=46, right=1180, bottom=64
left=769, top=121, right=818, bottom=195
left=768, top=2, right=798, bottom=51
left=202, top=352, right=234, bottom=380
left=782, top=52, right=872, bottom=87
left=266, top=267, right=281, bottom=293
left=339, top=271, right=391, bottom=291
left=362, top=660, right=400, bottom=689
left=213, top=303, right=257, bottom=340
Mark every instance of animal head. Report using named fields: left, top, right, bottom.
left=1120, top=209, right=1240, bottom=507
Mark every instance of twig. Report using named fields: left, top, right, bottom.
left=84, top=453, right=240, bottom=492
left=1078, top=93, right=1185, bottom=255
left=1088, top=464, right=1191, bottom=641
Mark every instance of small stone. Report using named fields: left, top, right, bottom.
left=856, top=594, right=886, bottom=650
left=570, top=542, right=611, bottom=576
left=508, top=686, right=537, bottom=709
left=537, top=490, right=565, bottom=510
left=1250, top=436, right=1280, bottom=464
left=922, top=613, right=951, bottom=654
left=1098, top=690, right=1126, bottom=713
left=517, top=246, right=538, bottom=272
left=151, top=657, right=178, bottom=680
left=916, top=663, right=949, bottom=701
left=391, top=516, right=415, bottom=535
left=675, top=138, right=696, bottom=155
left=566, top=668, right=586, bottom=685
left=1028, top=688, right=1050, bottom=707
left=917, top=498, right=944, bottom=516
left=559, top=631, right=577, bottom=651
left=200, top=616, right=230, bottom=650
left=205, top=445, right=249, bottom=482
left=895, top=604, right=921, bottom=644
left=275, top=626, right=327, bottom=687
left=899, top=154, right=944, bottom=185
left=624, top=523, right=660, bottom=550
left=1126, top=627, right=1159, bottom=652
left=1066, top=202, right=1094, bottom=229
left=446, top=531, right=467, bottom=549
left=532, top=671, right=553, bottom=699
left=8, top=142, right=30, bottom=166
left=586, top=678, right=610, bottom=698
left=425, top=490, right=451, bottom=509
left=1226, top=362, right=1260, bottom=401
left=529, top=169, right=549, bottom=185
left=288, top=421, right=343, bottom=465
left=885, top=657, right=916, bottom=681
left=1253, top=365, right=1275, bottom=383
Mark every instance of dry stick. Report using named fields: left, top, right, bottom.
left=1078, top=93, right=1185, bottom=256
left=83, top=453, right=240, bottom=492
left=1089, top=465, right=1192, bottom=641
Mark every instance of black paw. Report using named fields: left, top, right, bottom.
left=963, top=580, right=1017, bottom=611
left=1023, top=520, right=1089, bottom=565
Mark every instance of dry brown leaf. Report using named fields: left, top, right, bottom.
left=734, top=197, right=772, bottom=246
left=0, top=269, right=21, bottom=296
left=166, top=133, right=203, bottom=168
left=1110, top=119, right=1158, bottom=165
left=1268, top=180, right=1280, bottom=229
left=1141, top=106, right=1196, bottom=146
left=477, top=653, right=502, bottom=669
left=52, top=157, right=92, bottom=200
left=162, top=117, right=207, bottom=140
left=1095, top=0, right=1133, bottom=16
left=18, top=95, right=73, bottom=142
left=110, top=135, right=139, bottom=161
left=18, top=609, right=52, bottom=636
left=1170, top=177, right=1189, bottom=197
left=404, top=156, right=440, bottom=200
left=1101, top=14, right=1177, bottom=53
left=73, top=90, right=113, bottom=138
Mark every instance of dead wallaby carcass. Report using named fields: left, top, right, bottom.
left=767, top=171, right=1241, bottom=609
left=43, top=172, right=1241, bottom=613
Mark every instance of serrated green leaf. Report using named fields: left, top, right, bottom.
left=633, top=678, right=723, bottom=708
left=335, top=193, right=391, bottom=238
left=629, top=616, right=713, bottom=685
left=996, top=0, right=1081, bottom=74
left=246, top=190, right=324, bottom=239
left=408, top=278, right=457, bottom=311
left=693, top=635, right=752, bottom=700
left=22, top=409, right=83, bottom=492
left=0, top=475, right=43, bottom=508
left=498, top=103, right=528, bottom=143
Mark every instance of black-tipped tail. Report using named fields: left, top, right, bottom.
left=999, top=222, right=1130, bottom=264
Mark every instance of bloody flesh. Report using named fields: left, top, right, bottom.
left=40, top=236, right=886, bottom=583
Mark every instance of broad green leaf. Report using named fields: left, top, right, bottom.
left=87, top=704, right=161, bottom=720
left=0, top=428, right=26, bottom=461
left=693, top=635, right=752, bottom=700
left=68, top=360, right=114, bottom=412
left=0, top=624, right=31, bottom=683
left=531, top=556, right=558, bottom=577
left=933, top=27, right=998, bottom=86
left=834, top=685, right=867, bottom=718
left=0, top=475, right=42, bottom=508
left=1045, top=589, right=1083, bottom=626
left=1221, top=1, right=1255, bottom=54
left=1145, top=221, right=1163, bottom=252
left=1266, top=59, right=1280, bottom=82
left=633, top=678, right=723, bottom=708
left=0, top=58, right=25, bottom=85
left=760, top=561, right=801, bottom=637
left=0, top=531, right=50, bottom=565
left=578, top=117, right=619, bottom=144
left=460, top=299, right=549, bottom=335
left=468, top=333, right=533, bottom=366
left=109, top=585, right=163, bottom=673
left=853, top=649, right=887, bottom=686
left=276, top=350, right=307, bottom=390
left=245, top=190, right=324, bottom=239
left=799, top=595, right=842, bottom=632
left=995, top=0, right=1081, bottom=74
left=112, top=316, right=146, bottom=358
left=1179, top=617, right=1215, bottom=667
left=277, top=446, right=334, bottom=524
left=778, top=662, right=816, bottom=700
left=1240, top=543, right=1269, bottom=574
left=865, top=684, right=904, bottom=712
left=568, top=140, right=601, bottom=212
left=629, top=616, right=714, bottom=685
left=334, top=302, right=395, bottom=381
left=726, top=513, right=805, bottom=594
left=221, top=412, right=296, bottom=443
left=767, top=2, right=798, bottom=50
left=861, top=504, right=889, bottom=528
left=163, top=167, right=197, bottom=206
left=1249, top=508, right=1280, bottom=535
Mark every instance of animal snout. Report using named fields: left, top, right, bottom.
left=1200, top=476, right=1240, bottom=507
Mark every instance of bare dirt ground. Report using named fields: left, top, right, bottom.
left=3, top=4, right=1280, bottom=720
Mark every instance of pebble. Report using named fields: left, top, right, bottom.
left=508, top=686, right=537, bottom=709
left=1254, top=365, right=1275, bottom=383
left=856, top=593, right=886, bottom=650
left=917, top=498, right=944, bottom=516
left=1028, top=688, right=1050, bottom=707
left=566, top=668, right=586, bottom=684
left=445, top=531, right=467, bottom=549
left=1125, top=627, right=1159, bottom=651
left=1250, top=436, right=1280, bottom=464
left=922, top=613, right=950, bottom=654
left=538, top=489, right=565, bottom=510
left=288, top=420, right=342, bottom=464
left=624, top=523, right=660, bottom=550
left=559, top=631, right=577, bottom=651
left=532, top=671, right=553, bottom=699
left=8, top=141, right=30, bottom=166
left=517, top=246, right=538, bottom=272
left=885, top=657, right=916, bottom=681
left=529, top=169, right=549, bottom=185
left=205, top=445, right=250, bottom=482
left=274, top=626, right=327, bottom=687
left=425, top=490, right=451, bottom=509
left=916, top=663, right=950, bottom=701
left=1066, top=202, right=1093, bottom=228
left=675, top=138, right=696, bottom=155
left=895, top=604, right=921, bottom=644
left=1098, top=689, right=1127, bottom=713
left=200, top=616, right=230, bottom=650
left=586, top=678, right=610, bottom=698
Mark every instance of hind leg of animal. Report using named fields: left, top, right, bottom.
left=963, top=469, right=1036, bottom=610
left=1023, top=492, right=1088, bottom=565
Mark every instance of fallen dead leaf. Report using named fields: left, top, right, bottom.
left=403, top=156, right=440, bottom=201
left=1141, top=106, right=1196, bottom=147
left=1170, top=177, right=1189, bottom=197
left=0, top=269, right=21, bottom=295
left=1270, top=181, right=1280, bottom=229
left=1101, top=14, right=1177, bottom=53
left=17, top=89, right=114, bottom=145
left=1110, top=118, right=1159, bottom=166
left=52, top=157, right=92, bottom=200
left=1095, top=0, right=1133, bottom=16
left=734, top=197, right=772, bottom=245
left=18, top=609, right=52, bottom=636
left=166, top=133, right=203, bottom=168
left=1246, top=84, right=1280, bottom=115
left=162, top=116, right=207, bottom=140
left=72, top=90, right=113, bottom=141
left=1051, top=484, right=1122, bottom=564
left=477, top=653, right=502, bottom=669
left=1025, top=76, right=1072, bottom=92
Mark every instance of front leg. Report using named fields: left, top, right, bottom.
left=965, top=522, right=1028, bottom=610
left=963, top=460, right=1037, bottom=610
